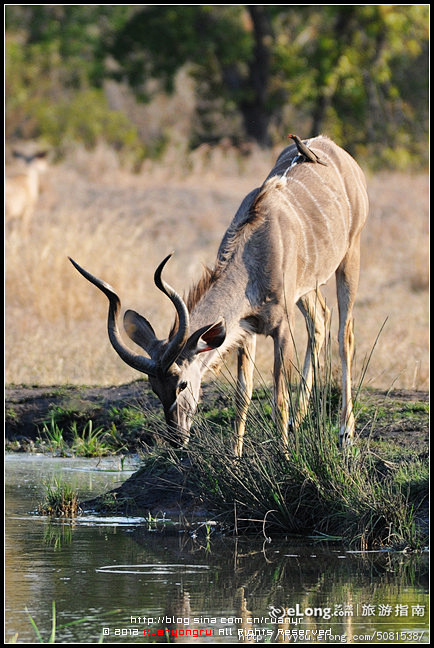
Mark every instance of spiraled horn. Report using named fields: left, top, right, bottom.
left=69, top=257, right=158, bottom=377
left=154, top=253, right=190, bottom=372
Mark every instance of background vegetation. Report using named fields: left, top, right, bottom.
left=5, top=5, right=429, bottom=391
left=5, top=5, right=429, bottom=168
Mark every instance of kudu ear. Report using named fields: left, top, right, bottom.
left=124, top=309, right=157, bottom=354
left=185, top=319, right=226, bottom=356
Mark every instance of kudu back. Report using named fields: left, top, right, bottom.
left=70, top=135, right=368, bottom=455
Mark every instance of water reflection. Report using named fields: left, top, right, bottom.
left=5, top=455, right=429, bottom=643
left=123, top=529, right=429, bottom=643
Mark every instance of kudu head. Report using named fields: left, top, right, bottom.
left=69, top=254, right=226, bottom=446
left=12, top=149, right=49, bottom=171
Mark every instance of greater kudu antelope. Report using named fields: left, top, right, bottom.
left=70, top=135, right=368, bottom=456
left=5, top=150, right=49, bottom=235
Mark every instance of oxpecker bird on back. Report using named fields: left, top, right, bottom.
left=288, top=133, right=328, bottom=166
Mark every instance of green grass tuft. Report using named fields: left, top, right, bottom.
left=139, top=337, right=427, bottom=550
left=37, top=477, right=81, bottom=518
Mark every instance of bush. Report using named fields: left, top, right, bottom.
left=5, top=36, right=145, bottom=165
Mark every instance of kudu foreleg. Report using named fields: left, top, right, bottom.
left=234, top=334, right=256, bottom=457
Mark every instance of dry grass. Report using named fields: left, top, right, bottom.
left=5, top=143, right=428, bottom=390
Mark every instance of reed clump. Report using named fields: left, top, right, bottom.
left=37, top=412, right=126, bottom=457
left=184, top=416, right=424, bottom=550
left=142, top=346, right=427, bottom=550
left=37, top=477, right=81, bottom=518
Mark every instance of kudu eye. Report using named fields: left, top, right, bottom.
left=178, top=380, right=188, bottom=393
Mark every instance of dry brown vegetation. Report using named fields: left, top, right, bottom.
left=5, top=143, right=428, bottom=391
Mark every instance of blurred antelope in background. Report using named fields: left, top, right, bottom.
left=5, top=150, right=49, bottom=235
left=70, top=135, right=368, bottom=456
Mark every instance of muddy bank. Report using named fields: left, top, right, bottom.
left=5, top=380, right=429, bottom=527
left=5, top=381, right=429, bottom=523
left=5, top=380, right=157, bottom=450
left=5, top=380, right=429, bottom=449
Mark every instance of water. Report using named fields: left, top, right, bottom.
left=5, top=454, right=429, bottom=643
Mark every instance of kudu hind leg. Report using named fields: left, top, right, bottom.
left=296, top=290, right=330, bottom=424
left=234, top=334, right=256, bottom=457
left=336, top=237, right=361, bottom=447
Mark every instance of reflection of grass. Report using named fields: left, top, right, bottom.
left=43, top=521, right=73, bottom=550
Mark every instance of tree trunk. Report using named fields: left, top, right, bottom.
left=311, top=93, right=329, bottom=137
left=310, top=7, right=356, bottom=138
left=240, top=6, right=273, bottom=146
